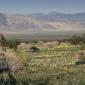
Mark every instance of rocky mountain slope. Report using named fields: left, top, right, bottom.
left=0, top=12, right=85, bottom=32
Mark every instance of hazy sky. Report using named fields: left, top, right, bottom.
left=0, top=0, right=85, bottom=14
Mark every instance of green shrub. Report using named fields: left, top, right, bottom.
left=70, top=34, right=85, bottom=45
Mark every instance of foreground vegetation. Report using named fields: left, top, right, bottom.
left=0, top=33, right=85, bottom=85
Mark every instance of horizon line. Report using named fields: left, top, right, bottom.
left=1, top=11, right=85, bottom=15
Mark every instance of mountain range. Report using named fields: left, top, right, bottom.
left=0, top=12, right=85, bottom=33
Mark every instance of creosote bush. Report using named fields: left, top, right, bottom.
left=70, top=33, right=85, bottom=45
left=0, top=33, right=21, bottom=51
left=75, top=51, right=85, bottom=65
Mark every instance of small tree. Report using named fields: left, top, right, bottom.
left=0, top=33, right=7, bottom=46
left=7, top=40, right=20, bottom=51
left=0, top=33, right=7, bottom=52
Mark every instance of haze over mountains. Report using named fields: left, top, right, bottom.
left=0, top=12, right=85, bottom=33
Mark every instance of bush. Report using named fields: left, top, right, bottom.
left=30, top=46, right=39, bottom=52
left=0, top=33, right=7, bottom=48
left=6, top=40, right=20, bottom=51
left=75, top=51, right=85, bottom=65
left=0, top=33, right=21, bottom=51
left=69, top=34, right=85, bottom=45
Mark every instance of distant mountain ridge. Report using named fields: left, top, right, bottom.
left=30, top=12, right=85, bottom=21
left=0, top=12, right=85, bottom=32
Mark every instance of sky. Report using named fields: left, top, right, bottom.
left=0, top=0, right=85, bottom=14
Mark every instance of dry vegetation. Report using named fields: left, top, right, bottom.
left=0, top=34, right=85, bottom=85
left=14, top=41, right=85, bottom=85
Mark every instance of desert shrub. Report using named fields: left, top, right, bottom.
left=0, top=33, right=7, bottom=47
left=6, top=40, right=20, bottom=51
left=75, top=51, right=85, bottom=65
left=44, top=42, right=57, bottom=48
left=80, top=45, right=85, bottom=50
left=8, top=72, right=17, bottom=85
left=0, top=33, right=21, bottom=51
left=52, top=41, right=59, bottom=46
left=32, top=78, right=50, bottom=85
left=69, top=34, right=85, bottom=45
left=0, top=33, right=8, bottom=52
left=0, top=73, right=17, bottom=85
left=37, top=41, right=44, bottom=46
left=30, top=46, right=39, bottom=52
left=17, top=43, right=30, bottom=51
